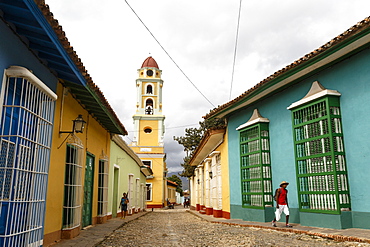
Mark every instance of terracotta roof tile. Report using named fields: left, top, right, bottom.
left=35, top=0, right=127, bottom=135
left=205, top=16, right=370, bottom=119
left=167, top=180, right=178, bottom=186
left=141, top=56, right=159, bottom=69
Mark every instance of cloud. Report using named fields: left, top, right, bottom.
left=46, top=0, right=370, bottom=175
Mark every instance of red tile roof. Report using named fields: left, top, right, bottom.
left=167, top=180, right=178, bottom=186
left=205, top=16, right=370, bottom=119
left=141, top=56, right=159, bottom=69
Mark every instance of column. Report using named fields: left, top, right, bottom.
left=199, top=165, right=204, bottom=208
left=195, top=168, right=200, bottom=211
left=189, top=176, right=194, bottom=209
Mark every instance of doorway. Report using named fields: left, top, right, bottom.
left=82, top=153, right=95, bottom=227
left=112, top=167, right=119, bottom=218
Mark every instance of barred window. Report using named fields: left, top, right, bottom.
left=142, top=160, right=152, bottom=168
left=0, top=67, right=56, bottom=246
left=63, top=140, right=83, bottom=229
left=289, top=82, right=350, bottom=214
left=98, top=159, right=108, bottom=216
left=146, top=183, right=152, bottom=201
left=239, top=119, right=273, bottom=209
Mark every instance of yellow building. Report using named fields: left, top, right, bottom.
left=167, top=180, right=178, bottom=205
left=130, top=57, right=167, bottom=208
left=36, top=6, right=128, bottom=245
left=189, top=127, right=230, bottom=219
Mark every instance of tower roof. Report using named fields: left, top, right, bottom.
left=141, top=56, right=159, bottom=69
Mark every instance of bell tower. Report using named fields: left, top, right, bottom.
left=130, top=56, right=167, bottom=208
left=132, top=56, right=165, bottom=146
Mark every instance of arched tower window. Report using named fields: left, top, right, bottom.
left=145, top=99, right=153, bottom=115
left=146, top=85, right=153, bottom=94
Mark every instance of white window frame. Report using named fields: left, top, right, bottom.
left=142, top=160, right=152, bottom=169
left=145, top=97, right=155, bottom=109
left=0, top=66, right=57, bottom=246
left=135, top=178, right=140, bottom=211
left=128, top=174, right=134, bottom=214
left=63, top=138, right=83, bottom=230
left=146, top=183, right=152, bottom=201
left=97, top=158, right=109, bottom=216
left=145, top=83, right=154, bottom=95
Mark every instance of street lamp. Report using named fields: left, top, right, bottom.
left=60, top=114, right=86, bottom=134
left=73, top=114, right=86, bottom=133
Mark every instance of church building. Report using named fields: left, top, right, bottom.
left=130, top=57, right=168, bottom=208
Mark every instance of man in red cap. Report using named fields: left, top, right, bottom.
left=272, top=181, right=293, bottom=227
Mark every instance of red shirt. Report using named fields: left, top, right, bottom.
left=277, top=188, right=287, bottom=205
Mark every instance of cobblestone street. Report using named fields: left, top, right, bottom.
left=97, top=209, right=370, bottom=247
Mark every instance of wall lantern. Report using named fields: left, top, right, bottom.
left=60, top=114, right=86, bottom=134
left=209, top=171, right=213, bottom=179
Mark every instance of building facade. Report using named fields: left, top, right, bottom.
left=205, top=16, right=370, bottom=230
left=0, top=1, right=130, bottom=246
left=0, top=29, right=58, bottom=247
left=0, top=1, right=63, bottom=246
left=108, top=135, right=151, bottom=219
left=130, top=57, right=167, bottom=208
left=167, top=180, right=177, bottom=205
left=189, top=128, right=230, bottom=219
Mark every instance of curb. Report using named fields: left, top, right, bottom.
left=187, top=210, right=370, bottom=244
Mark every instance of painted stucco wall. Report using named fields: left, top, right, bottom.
left=215, top=131, right=230, bottom=214
left=138, top=120, right=159, bottom=146
left=146, top=157, right=166, bottom=206
left=108, top=140, right=146, bottom=217
left=227, top=47, right=370, bottom=228
left=0, top=20, right=57, bottom=92
left=45, top=82, right=111, bottom=236
left=0, top=18, right=60, bottom=244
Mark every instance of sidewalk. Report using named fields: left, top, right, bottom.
left=188, top=210, right=370, bottom=244
left=53, top=211, right=149, bottom=247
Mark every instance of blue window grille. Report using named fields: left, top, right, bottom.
left=0, top=67, right=56, bottom=246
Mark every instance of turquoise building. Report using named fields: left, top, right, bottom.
left=205, top=16, right=370, bottom=229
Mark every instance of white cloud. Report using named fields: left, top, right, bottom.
left=46, top=0, right=370, bottom=173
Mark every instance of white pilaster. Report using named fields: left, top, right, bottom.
left=205, top=159, right=211, bottom=208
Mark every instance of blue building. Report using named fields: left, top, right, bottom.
left=0, top=1, right=127, bottom=246
left=205, top=16, right=370, bottom=229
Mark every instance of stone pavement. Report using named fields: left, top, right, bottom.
left=189, top=210, right=370, bottom=244
left=52, top=206, right=370, bottom=246
left=52, top=211, right=150, bottom=247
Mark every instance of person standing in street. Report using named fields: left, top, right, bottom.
left=120, top=192, right=129, bottom=219
left=272, top=181, right=293, bottom=228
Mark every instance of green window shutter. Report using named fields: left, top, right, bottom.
left=291, top=95, right=351, bottom=214
left=239, top=121, right=273, bottom=209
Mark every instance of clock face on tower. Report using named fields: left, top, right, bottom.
left=146, top=70, right=153, bottom=76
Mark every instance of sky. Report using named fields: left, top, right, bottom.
left=45, top=0, right=370, bottom=178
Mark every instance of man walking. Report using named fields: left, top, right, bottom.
left=272, top=181, right=293, bottom=228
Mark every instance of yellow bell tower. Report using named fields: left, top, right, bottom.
left=130, top=56, right=167, bottom=208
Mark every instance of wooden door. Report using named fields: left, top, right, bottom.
left=82, top=153, right=94, bottom=227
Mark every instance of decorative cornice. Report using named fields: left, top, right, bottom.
left=133, top=115, right=165, bottom=121
left=5, top=66, right=57, bottom=100
left=236, top=109, right=269, bottom=130
left=287, top=81, right=341, bottom=110
left=189, top=128, right=226, bottom=166
left=112, top=134, right=143, bottom=169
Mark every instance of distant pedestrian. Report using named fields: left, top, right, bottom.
left=120, top=192, right=129, bottom=219
left=272, top=181, right=293, bottom=228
